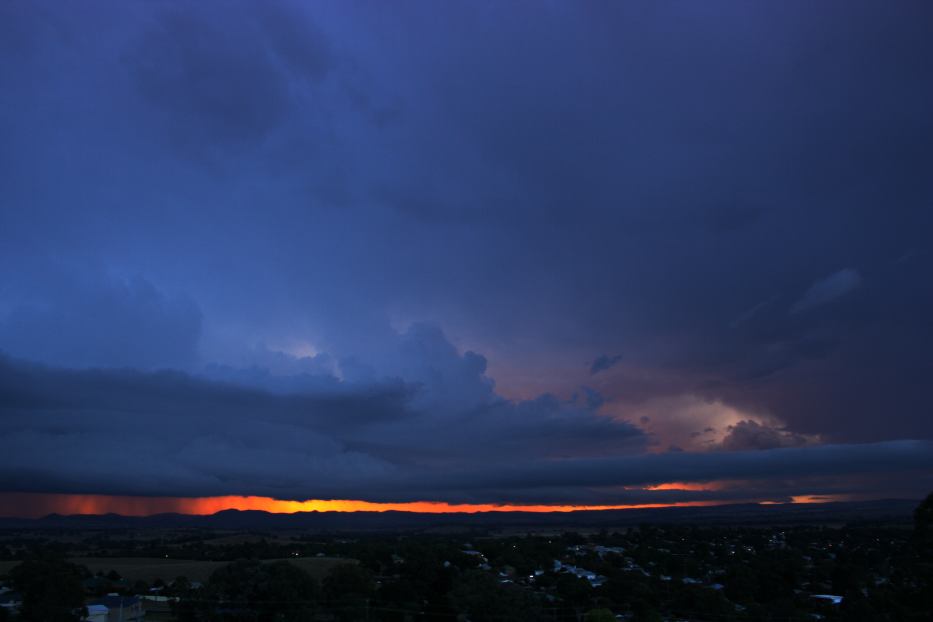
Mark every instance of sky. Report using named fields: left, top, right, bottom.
left=1, top=0, right=932, bottom=516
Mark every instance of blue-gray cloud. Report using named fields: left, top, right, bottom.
left=1, top=0, right=932, bottom=502
left=0, top=272, right=201, bottom=370
left=590, top=354, right=623, bottom=375
left=1, top=351, right=930, bottom=504
left=790, top=268, right=862, bottom=314
left=719, top=419, right=815, bottom=452
left=0, top=338, right=649, bottom=502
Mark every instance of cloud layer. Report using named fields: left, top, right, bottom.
left=1, top=1, right=933, bottom=505
left=2, top=333, right=931, bottom=505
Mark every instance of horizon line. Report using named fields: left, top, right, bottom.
left=0, top=491, right=851, bottom=519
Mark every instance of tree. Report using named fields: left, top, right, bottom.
left=10, top=559, right=88, bottom=622
left=914, top=492, right=933, bottom=550
left=450, top=570, right=541, bottom=622
left=323, top=563, right=374, bottom=601
left=554, top=573, right=592, bottom=610
left=631, top=601, right=663, bottom=622
left=172, top=575, right=192, bottom=595
left=198, top=559, right=319, bottom=621
left=585, top=608, right=616, bottom=622
left=323, top=563, right=374, bottom=622
left=906, top=493, right=933, bottom=618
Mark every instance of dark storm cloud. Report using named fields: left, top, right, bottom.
left=0, top=272, right=201, bottom=370
left=1, top=0, right=933, bottom=504
left=2, top=352, right=930, bottom=503
left=0, top=325, right=649, bottom=502
left=790, top=269, right=862, bottom=315
left=127, top=0, right=332, bottom=156
left=719, top=420, right=814, bottom=451
left=590, top=354, right=622, bottom=375
left=414, top=441, right=933, bottom=496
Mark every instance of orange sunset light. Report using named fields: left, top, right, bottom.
left=644, top=481, right=720, bottom=492
left=0, top=492, right=731, bottom=519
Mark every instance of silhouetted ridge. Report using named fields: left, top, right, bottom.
left=0, top=499, right=918, bottom=531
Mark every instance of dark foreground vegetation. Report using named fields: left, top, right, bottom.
left=0, top=496, right=930, bottom=621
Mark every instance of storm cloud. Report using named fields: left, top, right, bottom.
left=1, top=1, right=933, bottom=506
left=590, top=354, right=623, bottom=376
left=1, top=351, right=930, bottom=504
left=790, top=269, right=862, bottom=315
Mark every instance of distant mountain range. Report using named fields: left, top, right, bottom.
left=0, top=499, right=919, bottom=531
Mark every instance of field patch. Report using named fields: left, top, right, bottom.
left=0, top=556, right=354, bottom=584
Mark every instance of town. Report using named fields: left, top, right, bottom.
left=0, top=495, right=930, bottom=621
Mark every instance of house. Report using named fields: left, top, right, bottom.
left=561, top=564, right=606, bottom=587
left=86, top=595, right=145, bottom=621
left=592, top=545, right=625, bottom=557
left=0, top=590, right=22, bottom=615
left=811, top=594, right=843, bottom=605
left=139, top=595, right=177, bottom=621
left=461, top=549, right=487, bottom=563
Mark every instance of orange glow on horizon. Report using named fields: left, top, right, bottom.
left=759, top=494, right=849, bottom=505
left=0, top=492, right=733, bottom=519
left=644, top=481, right=720, bottom=492
left=788, top=494, right=848, bottom=504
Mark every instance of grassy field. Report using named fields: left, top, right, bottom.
left=193, top=533, right=297, bottom=547
left=0, top=556, right=354, bottom=584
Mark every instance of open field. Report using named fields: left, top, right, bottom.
left=192, top=533, right=297, bottom=547
left=0, top=556, right=355, bottom=584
